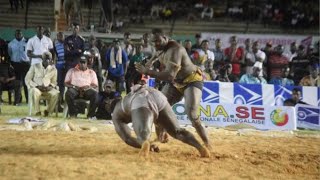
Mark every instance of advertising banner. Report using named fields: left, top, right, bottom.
left=296, top=104, right=320, bottom=130
left=173, top=103, right=296, bottom=131
left=201, top=81, right=319, bottom=107
left=201, top=32, right=317, bottom=52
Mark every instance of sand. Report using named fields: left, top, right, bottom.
left=0, top=119, right=319, bottom=180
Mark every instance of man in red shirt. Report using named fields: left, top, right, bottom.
left=268, top=45, right=289, bottom=79
left=224, top=36, right=244, bottom=78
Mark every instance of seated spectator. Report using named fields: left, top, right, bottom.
left=150, top=4, right=161, bottom=19
left=269, top=67, right=294, bottom=86
left=25, top=52, right=59, bottom=116
left=284, top=88, right=308, bottom=106
left=203, top=60, right=217, bottom=81
left=216, top=63, right=238, bottom=82
left=64, top=56, right=99, bottom=119
left=299, top=64, right=320, bottom=86
left=201, top=5, right=214, bottom=19
left=239, top=62, right=267, bottom=84
left=0, top=62, right=21, bottom=105
left=95, top=80, right=121, bottom=120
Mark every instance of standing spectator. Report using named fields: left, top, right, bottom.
left=0, top=61, right=21, bottom=105
left=291, top=45, right=310, bottom=85
left=85, top=48, right=103, bottom=92
left=64, top=23, right=85, bottom=71
left=126, top=44, right=146, bottom=93
left=25, top=52, right=59, bottom=116
left=191, top=33, right=202, bottom=51
left=224, top=36, right=244, bottom=78
left=85, top=35, right=102, bottom=92
left=141, top=33, right=156, bottom=58
left=8, top=29, right=29, bottom=103
left=121, top=32, right=135, bottom=58
left=269, top=67, right=294, bottom=86
left=95, top=80, right=121, bottom=120
left=299, top=64, right=320, bottom=86
left=191, top=40, right=215, bottom=71
left=213, top=38, right=225, bottom=70
left=239, top=62, right=267, bottom=84
left=64, top=56, right=99, bottom=119
left=26, top=26, right=54, bottom=65
left=184, top=39, right=193, bottom=58
left=105, top=39, right=128, bottom=93
left=283, top=42, right=298, bottom=62
left=9, top=0, right=23, bottom=13
left=268, top=45, right=289, bottom=79
left=53, top=32, right=65, bottom=109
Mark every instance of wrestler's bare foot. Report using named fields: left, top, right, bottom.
left=199, top=146, right=211, bottom=158
left=139, top=141, right=150, bottom=157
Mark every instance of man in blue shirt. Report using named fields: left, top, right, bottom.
left=269, top=66, right=294, bottom=86
left=239, top=61, right=267, bottom=84
left=105, top=39, right=128, bottom=93
left=8, top=29, right=29, bottom=103
left=54, top=32, right=65, bottom=109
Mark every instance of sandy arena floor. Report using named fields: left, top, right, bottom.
left=0, top=117, right=319, bottom=180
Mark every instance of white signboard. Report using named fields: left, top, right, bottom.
left=173, top=103, right=296, bottom=131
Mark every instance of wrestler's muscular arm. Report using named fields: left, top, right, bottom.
left=136, top=47, right=182, bottom=81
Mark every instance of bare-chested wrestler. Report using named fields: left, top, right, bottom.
left=135, top=31, right=211, bottom=149
left=111, top=73, right=210, bottom=158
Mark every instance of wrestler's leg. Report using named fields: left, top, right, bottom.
left=157, top=84, right=183, bottom=143
left=157, top=105, right=210, bottom=157
left=131, top=107, right=154, bottom=157
left=184, top=86, right=211, bottom=148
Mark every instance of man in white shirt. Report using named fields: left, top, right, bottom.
left=245, top=41, right=266, bottom=76
left=26, top=26, right=54, bottom=65
left=25, top=52, right=59, bottom=116
left=191, top=40, right=215, bottom=71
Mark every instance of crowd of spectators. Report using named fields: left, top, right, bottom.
left=106, top=0, right=319, bottom=30
left=0, top=24, right=319, bottom=119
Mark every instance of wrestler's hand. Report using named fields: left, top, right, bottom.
left=135, top=63, right=148, bottom=74
left=145, top=60, right=154, bottom=69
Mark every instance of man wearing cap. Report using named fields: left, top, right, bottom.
left=26, top=26, right=54, bottom=65
left=135, top=32, right=211, bottom=149
left=64, top=56, right=99, bottom=119
left=239, top=61, right=267, bottom=84
left=95, top=80, right=121, bottom=120
left=25, top=52, right=59, bottom=116
left=105, top=39, right=128, bottom=93
left=64, top=23, right=85, bottom=71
